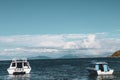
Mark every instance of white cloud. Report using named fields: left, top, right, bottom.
left=82, top=34, right=101, bottom=48
left=0, top=33, right=120, bottom=59
left=2, top=47, right=58, bottom=53
left=63, top=42, right=79, bottom=49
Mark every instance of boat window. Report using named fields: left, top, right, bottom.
left=24, top=62, right=28, bottom=66
left=103, top=64, right=108, bottom=71
left=95, top=64, right=99, bottom=70
left=12, top=63, right=15, bottom=67
left=17, top=62, right=22, bottom=68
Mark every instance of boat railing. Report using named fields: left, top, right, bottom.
left=12, top=58, right=27, bottom=62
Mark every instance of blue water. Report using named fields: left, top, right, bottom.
left=0, top=58, right=120, bottom=80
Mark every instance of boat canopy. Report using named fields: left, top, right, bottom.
left=95, top=62, right=108, bottom=65
left=95, top=63, right=110, bottom=72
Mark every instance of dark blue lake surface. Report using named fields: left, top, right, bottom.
left=0, top=58, right=120, bottom=80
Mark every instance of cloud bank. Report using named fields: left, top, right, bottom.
left=0, top=33, right=120, bottom=59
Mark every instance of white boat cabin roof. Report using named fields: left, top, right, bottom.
left=92, top=62, right=108, bottom=65
left=12, top=58, right=28, bottom=63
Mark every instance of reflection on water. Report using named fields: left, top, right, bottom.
left=7, top=74, right=30, bottom=80
left=97, top=75, right=114, bottom=80
left=88, top=74, right=114, bottom=80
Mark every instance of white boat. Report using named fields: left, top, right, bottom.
left=87, top=62, right=114, bottom=75
left=7, top=58, right=31, bottom=75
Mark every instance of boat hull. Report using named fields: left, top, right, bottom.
left=7, top=68, right=31, bottom=75
left=97, top=70, right=114, bottom=75
left=87, top=68, right=114, bottom=75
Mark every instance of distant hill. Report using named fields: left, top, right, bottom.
left=29, top=56, right=51, bottom=59
left=111, top=50, right=120, bottom=57
left=60, top=54, right=79, bottom=59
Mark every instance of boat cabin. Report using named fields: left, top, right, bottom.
left=94, top=62, right=110, bottom=72
left=11, top=59, right=30, bottom=69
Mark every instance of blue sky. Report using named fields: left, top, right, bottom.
left=0, top=0, right=120, bottom=59
left=0, top=0, right=120, bottom=35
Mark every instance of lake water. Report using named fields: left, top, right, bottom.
left=0, top=58, right=120, bottom=80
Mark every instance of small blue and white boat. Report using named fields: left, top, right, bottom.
left=87, top=62, right=114, bottom=75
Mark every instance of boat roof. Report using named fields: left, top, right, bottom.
left=12, top=58, right=28, bottom=62
left=92, top=62, right=108, bottom=65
